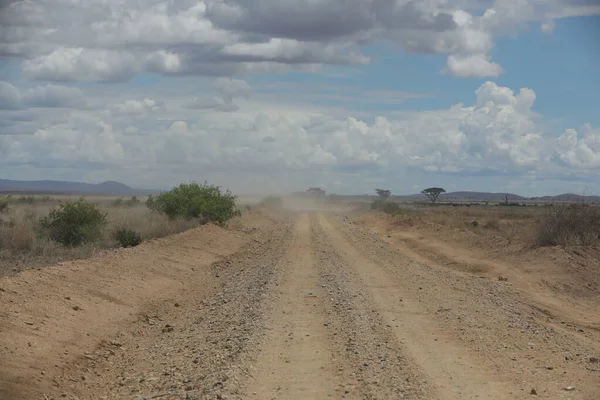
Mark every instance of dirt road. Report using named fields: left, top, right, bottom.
left=1, top=211, right=599, bottom=399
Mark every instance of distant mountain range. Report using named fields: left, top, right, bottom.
left=1, top=179, right=599, bottom=202
left=362, top=191, right=600, bottom=203
left=0, top=179, right=151, bottom=195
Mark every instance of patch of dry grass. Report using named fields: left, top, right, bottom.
left=535, top=204, right=600, bottom=247
left=0, top=196, right=206, bottom=274
left=386, top=203, right=600, bottom=248
left=387, top=203, right=543, bottom=245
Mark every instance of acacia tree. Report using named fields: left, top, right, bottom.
left=375, top=189, right=391, bottom=201
left=421, top=187, right=446, bottom=204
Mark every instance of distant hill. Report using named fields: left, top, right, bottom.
left=435, top=192, right=526, bottom=201
left=528, top=193, right=600, bottom=203
left=298, top=190, right=600, bottom=204
left=0, top=179, right=150, bottom=195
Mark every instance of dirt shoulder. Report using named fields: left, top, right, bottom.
left=0, top=211, right=280, bottom=400
left=352, top=211, right=600, bottom=328
left=330, top=213, right=600, bottom=399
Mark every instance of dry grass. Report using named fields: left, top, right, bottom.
left=535, top=204, right=600, bottom=246
left=384, top=203, right=544, bottom=245
left=0, top=195, right=206, bottom=275
left=383, top=202, right=600, bottom=248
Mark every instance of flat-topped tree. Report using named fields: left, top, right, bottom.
left=375, top=189, right=391, bottom=201
left=421, top=187, right=446, bottom=203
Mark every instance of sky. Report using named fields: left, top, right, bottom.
left=0, top=0, right=599, bottom=196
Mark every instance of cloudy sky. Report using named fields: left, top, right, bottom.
left=1, top=0, right=599, bottom=196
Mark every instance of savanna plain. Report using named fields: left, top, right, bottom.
left=1, top=191, right=599, bottom=400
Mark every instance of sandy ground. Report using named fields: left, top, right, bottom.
left=1, top=210, right=599, bottom=399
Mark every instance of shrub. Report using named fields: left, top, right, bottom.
left=114, top=228, right=142, bottom=248
left=371, top=200, right=401, bottom=215
left=126, top=196, right=141, bottom=206
left=39, top=198, right=107, bottom=246
left=0, top=196, right=11, bottom=213
left=147, top=182, right=239, bottom=225
left=536, top=204, right=600, bottom=246
left=112, top=196, right=141, bottom=207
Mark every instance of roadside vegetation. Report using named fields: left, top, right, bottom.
left=369, top=187, right=600, bottom=248
left=0, top=182, right=241, bottom=274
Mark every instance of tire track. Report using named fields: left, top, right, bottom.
left=312, top=215, right=434, bottom=399
left=317, top=213, right=515, bottom=400
left=244, top=213, right=343, bottom=399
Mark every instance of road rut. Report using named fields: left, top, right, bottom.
left=245, top=214, right=341, bottom=399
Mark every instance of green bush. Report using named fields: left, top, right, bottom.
left=112, top=196, right=141, bottom=207
left=147, top=182, right=240, bottom=225
left=39, top=198, right=107, bottom=246
left=371, top=200, right=401, bottom=214
left=114, top=228, right=142, bottom=248
left=0, top=196, right=10, bottom=213
left=16, top=195, right=36, bottom=204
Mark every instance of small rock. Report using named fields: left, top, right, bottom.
left=72, top=305, right=81, bottom=311
left=162, top=324, right=174, bottom=333
left=498, top=276, right=508, bottom=281
left=174, top=303, right=180, bottom=307
left=589, top=357, right=599, bottom=363
left=530, top=389, right=537, bottom=395
left=563, top=386, right=576, bottom=391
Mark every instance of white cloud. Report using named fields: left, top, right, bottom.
left=22, top=47, right=139, bottom=82
left=554, top=125, right=600, bottom=169
left=170, top=121, right=189, bottom=134
left=111, top=98, right=163, bottom=116
left=1, top=2, right=598, bottom=194
left=445, top=53, right=504, bottom=78
left=541, top=19, right=556, bottom=33
left=2, top=79, right=595, bottom=194
left=144, top=51, right=182, bottom=74
left=23, top=84, right=84, bottom=108
left=5, top=0, right=595, bottom=81
left=0, top=81, right=84, bottom=109
left=186, top=77, right=252, bottom=112
left=0, top=81, right=22, bottom=110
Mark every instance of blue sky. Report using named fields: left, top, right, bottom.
left=1, top=1, right=600, bottom=196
